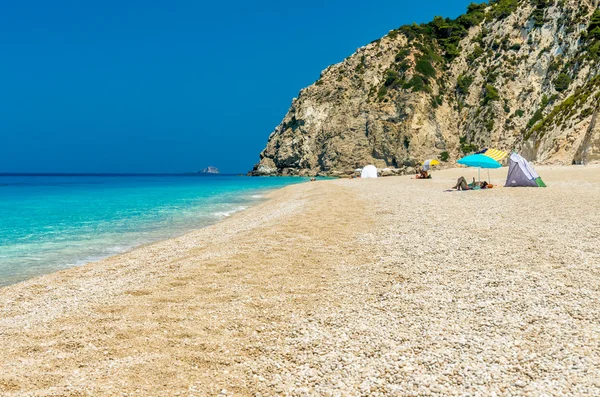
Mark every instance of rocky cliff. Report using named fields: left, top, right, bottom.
left=252, top=0, right=600, bottom=176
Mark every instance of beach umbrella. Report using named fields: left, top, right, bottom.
left=422, top=159, right=440, bottom=172
left=477, top=148, right=508, bottom=162
left=457, top=154, right=501, bottom=188
left=476, top=148, right=508, bottom=182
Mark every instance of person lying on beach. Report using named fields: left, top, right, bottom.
left=472, top=180, right=492, bottom=189
left=413, top=169, right=429, bottom=179
left=453, top=177, right=493, bottom=190
left=453, top=176, right=470, bottom=190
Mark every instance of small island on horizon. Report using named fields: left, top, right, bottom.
left=197, top=166, right=220, bottom=174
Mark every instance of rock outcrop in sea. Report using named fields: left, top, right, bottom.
left=198, top=166, right=220, bottom=174
left=252, top=0, right=600, bottom=176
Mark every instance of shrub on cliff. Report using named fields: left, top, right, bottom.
left=483, top=85, right=500, bottom=104
left=456, top=74, right=474, bottom=95
left=588, top=9, right=600, bottom=39
left=415, top=58, right=436, bottom=78
left=395, top=49, right=411, bottom=62
left=583, top=9, right=600, bottom=59
left=457, top=3, right=486, bottom=27
left=467, top=45, right=484, bottom=64
left=527, top=109, right=544, bottom=129
left=487, top=0, right=519, bottom=20
left=530, top=0, right=550, bottom=27
left=384, top=70, right=400, bottom=87
left=404, top=76, right=431, bottom=93
left=554, top=73, right=572, bottom=92
left=459, top=136, right=478, bottom=154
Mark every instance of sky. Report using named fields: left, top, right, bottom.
left=0, top=0, right=476, bottom=174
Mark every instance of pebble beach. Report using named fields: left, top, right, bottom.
left=1, top=165, right=599, bottom=396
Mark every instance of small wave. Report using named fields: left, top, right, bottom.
left=104, top=245, right=133, bottom=254
left=213, top=206, right=247, bottom=218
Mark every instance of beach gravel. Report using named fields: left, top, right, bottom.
left=1, top=165, right=599, bottom=396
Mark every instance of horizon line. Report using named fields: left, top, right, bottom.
left=0, top=172, right=245, bottom=177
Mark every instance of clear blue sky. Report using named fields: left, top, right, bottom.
left=0, top=0, right=475, bottom=174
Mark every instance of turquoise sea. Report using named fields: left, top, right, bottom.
left=0, top=174, right=306, bottom=287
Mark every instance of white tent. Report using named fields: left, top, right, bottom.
left=360, top=165, right=378, bottom=178
left=504, top=153, right=546, bottom=187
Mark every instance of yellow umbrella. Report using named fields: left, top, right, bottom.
left=477, top=148, right=508, bottom=183
left=480, top=148, right=508, bottom=162
left=422, top=159, right=439, bottom=173
left=423, top=159, right=440, bottom=167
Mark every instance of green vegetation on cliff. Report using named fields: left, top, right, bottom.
left=253, top=0, right=600, bottom=176
left=527, top=75, right=600, bottom=139
left=395, top=2, right=487, bottom=62
left=375, top=0, right=542, bottom=102
left=375, top=2, right=491, bottom=101
left=583, top=8, right=600, bottom=60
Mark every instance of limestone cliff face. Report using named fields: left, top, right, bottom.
left=252, top=0, right=600, bottom=176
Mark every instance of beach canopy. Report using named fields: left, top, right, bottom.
left=360, top=165, right=378, bottom=178
left=505, top=153, right=546, bottom=187
left=477, top=148, right=508, bottom=162
left=457, top=154, right=502, bottom=169
left=422, top=159, right=440, bottom=171
left=457, top=154, right=501, bottom=187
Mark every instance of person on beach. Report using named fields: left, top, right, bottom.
left=413, top=168, right=429, bottom=179
left=453, top=176, right=470, bottom=190
left=453, top=177, right=491, bottom=190
left=472, top=178, right=490, bottom=188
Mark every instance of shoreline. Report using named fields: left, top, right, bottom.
left=0, top=181, right=303, bottom=289
left=0, top=178, right=360, bottom=395
left=1, top=167, right=600, bottom=395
